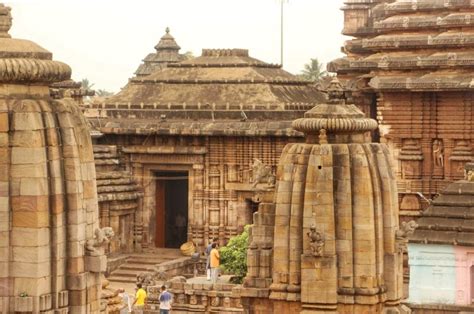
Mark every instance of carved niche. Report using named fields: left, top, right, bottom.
left=449, top=140, right=473, bottom=180
left=399, top=139, right=423, bottom=179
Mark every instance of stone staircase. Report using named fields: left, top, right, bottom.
left=107, top=249, right=182, bottom=285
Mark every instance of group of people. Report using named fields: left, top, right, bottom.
left=119, top=284, right=172, bottom=314
left=118, top=237, right=221, bottom=313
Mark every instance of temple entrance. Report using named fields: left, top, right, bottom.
left=155, top=171, right=189, bottom=248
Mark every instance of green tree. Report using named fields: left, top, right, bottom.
left=183, top=50, right=194, bottom=60
left=300, top=58, right=327, bottom=82
left=219, top=225, right=250, bottom=284
left=96, top=89, right=113, bottom=97
left=80, top=78, right=95, bottom=90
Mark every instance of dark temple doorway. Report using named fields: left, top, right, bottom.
left=155, top=171, right=189, bottom=248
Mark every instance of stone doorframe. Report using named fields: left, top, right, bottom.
left=124, top=147, right=206, bottom=248
left=141, top=163, right=195, bottom=248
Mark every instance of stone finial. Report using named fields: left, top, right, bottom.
left=155, top=26, right=181, bottom=51
left=0, top=4, right=12, bottom=38
left=465, top=162, right=474, bottom=181
left=327, top=77, right=345, bottom=104
left=0, top=4, right=71, bottom=83
left=292, top=77, right=378, bottom=143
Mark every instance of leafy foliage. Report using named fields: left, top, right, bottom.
left=300, top=58, right=327, bottom=82
left=219, top=225, right=250, bottom=284
left=96, top=89, right=113, bottom=97
left=81, top=78, right=95, bottom=90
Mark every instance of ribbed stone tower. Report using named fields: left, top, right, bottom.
left=244, top=78, right=409, bottom=313
left=0, top=4, right=106, bottom=313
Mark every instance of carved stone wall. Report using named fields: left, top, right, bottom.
left=96, top=134, right=293, bottom=249
left=330, top=0, right=474, bottom=222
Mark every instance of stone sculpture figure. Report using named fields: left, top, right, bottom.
left=136, top=272, right=155, bottom=287
left=396, top=221, right=418, bottom=239
left=307, top=224, right=325, bottom=257
left=432, top=139, right=444, bottom=168
left=86, top=227, right=115, bottom=256
left=251, top=158, right=275, bottom=189
left=396, top=220, right=418, bottom=253
left=465, top=163, right=474, bottom=182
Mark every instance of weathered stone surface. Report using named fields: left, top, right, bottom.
left=243, top=80, right=406, bottom=313
left=329, top=0, right=474, bottom=221
left=0, top=4, right=104, bottom=313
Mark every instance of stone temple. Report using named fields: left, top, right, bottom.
left=0, top=1, right=473, bottom=313
left=0, top=4, right=108, bottom=313
left=243, top=79, right=408, bottom=313
left=85, top=46, right=325, bottom=252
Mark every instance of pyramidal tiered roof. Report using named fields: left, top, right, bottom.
left=134, top=27, right=185, bottom=77
left=330, top=0, right=474, bottom=91
left=409, top=163, right=474, bottom=246
left=93, top=48, right=325, bottom=136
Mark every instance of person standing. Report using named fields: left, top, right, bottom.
left=132, top=283, right=147, bottom=314
left=210, top=242, right=220, bottom=283
left=205, top=237, right=218, bottom=280
left=158, top=285, right=173, bottom=314
left=118, top=288, right=132, bottom=313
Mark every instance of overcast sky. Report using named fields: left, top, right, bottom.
left=7, top=0, right=347, bottom=92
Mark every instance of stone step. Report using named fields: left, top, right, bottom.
left=111, top=269, right=144, bottom=278
left=120, top=263, right=156, bottom=271
left=126, top=257, right=175, bottom=265
left=107, top=276, right=135, bottom=284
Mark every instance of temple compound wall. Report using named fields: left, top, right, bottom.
left=0, top=4, right=107, bottom=313
left=329, top=0, right=474, bottom=221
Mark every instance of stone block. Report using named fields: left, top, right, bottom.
left=19, top=178, right=48, bottom=196
left=11, top=195, right=48, bottom=212
left=0, top=113, right=8, bottom=132
left=12, top=211, right=49, bottom=228
left=12, top=112, right=43, bottom=131
left=0, top=135, right=7, bottom=150
left=13, top=245, right=49, bottom=263
left=67, top=273, right=87, bottom=291
left=68, top=289, right=87, bottom=306
left=11, top=130, right=45, bottom=148
left=14, top=296, right=33, bottom=312
left=67, top=241, right=85, bottom=258
left=11, top=147, right=46, bottom=164
left=67, top=223, right=86, bottom=242
left=11, top=261, right=51, bottom=278
left=68, top=257, right=85, bottom=274
left=10, top=163, right=47, bottom=178
left=0, top=164, right=7, bottom=181
left=11, top=227, right=49, bottom=247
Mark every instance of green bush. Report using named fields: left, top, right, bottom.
left=219, top=225, right=250, bottom=284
